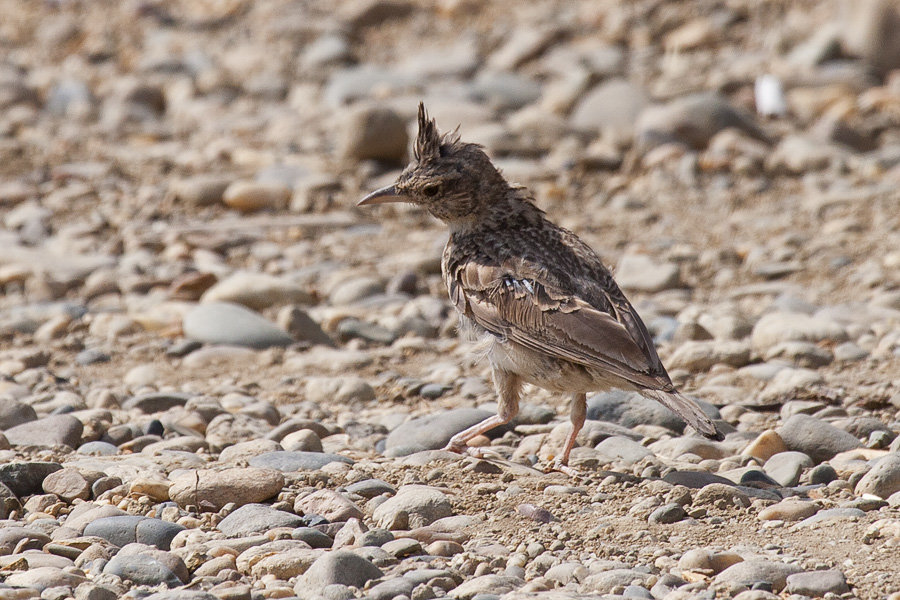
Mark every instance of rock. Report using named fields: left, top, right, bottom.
left=3, top=414, right=83, bottom=448
left=678, top=549, right=743, bottom=574
left=648, top=503, right=687, bottom=524
left=751, top=312, right=848, bottom=350
left=715, top=559, right=804, bottom=592
left=123, top=392, right=192, bottom=413
left=693, top=483, right=750, bottom=508
left=0, top=397, right=37, bottom=429
left=663, top=470, right=736, bottom=489
left=205, top=413, right=274, bottom=452
left=292, top=527, right=334, bottom=549
left=222, top=180, right=290, bottom=212
left=467, top=71, right=541, bottom=110
left=764, top=341, right=833, bottom=368
left=218, top=504, right=304, bottom=536
left=182, top=302, right=294, bottom=349
left=0, top=461, right=62, bottom=496
left=587, top=390, right=717, bottom=434
left=0, top=526, right=51, bottom=554
left=345, top=478, right=396, bottom=499
left=667, top=340, right=752, bottom=371
left=785, top=569, right=850, bottom=595
left=328, top=277, right=385, bottom=305
left=304, top=376, right=376, bottom=405
left=4, top=566, right=88, bottom=592
left=201, top=272, right=312, bottom=311
left=449, top=574, right=524, bottom=599
left=742, top=430, right=789, bottom=462
left=281, top=429, right=323, bottom=452
left=295, top=489, right=363, bottom=522
left=300, top=550, right=383, bottom=589
left=766, top=135, right=843, bottom=174
left=614, top=253, right=681, bottom=293
left=855, top=453, right=900, bottom=499
left=367, top=577, right=415, bottom=600
left=763, top=451, right=814, bottom=486
left=83, top=516, right=185, bottom=550
left=168, top=467, right=284, bottom=511
left=570, top=78, right=649, bottom=139
left=777, top=414, right=862, bottom=463
left=103, top=553, right=184, bottom=588
left=342, top=0, right=414, bottom=30
left=338, top=104, right=408, bottom=163
left=796, top=507, right=865, bottom=527
left=636, top=93, right=768, bottom=152
left=593, top=436, right=654, bottom=466
left=277, top=306, right=334, bottom=346
left=844, top=0, right=900, bottom=76
left=383, top=408, right=496, bottom=456
left=248, top=451, right=353, bottom=471
left=758, top=499, right=820, bottom=521
left=42, top=468, right=91, bottom=501
left=170, top=175, right=232, bottom=206
left=372, top=485, right=453, bottom=529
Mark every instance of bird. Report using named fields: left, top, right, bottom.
left=358, top=102, right=722, bottom=474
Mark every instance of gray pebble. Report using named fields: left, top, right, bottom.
left=648, top=503, right=687, bottom=524
left=103, top=554, right=184, bottom=588
left=182, top=302, right=294, bottom=349
left=0, top=397, right=37, bottom=429
left=248, top=450, right=354, bottom=471
left=217, top=504, right=304, bottom=536
left=715, top=559, right=804, bottom=592
left=383, top=408, right=498, bottom=456
left=300, top=549, right=383, bottom=589
left=0, top=461, right=62, bottom=497
left=83, top=516, right=185, bottom=550
left=3, top=414, right=83, bottom=448
left=777, top=414, right=861, bottom=463
left=763, top=451, right=814, bottom=487
left=785, top=569, right=850, bottom=595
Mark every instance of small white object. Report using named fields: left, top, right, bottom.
left=755, top=74, right=788, bottom=117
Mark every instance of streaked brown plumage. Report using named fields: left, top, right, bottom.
left=359, top=103, right=722, bottom=473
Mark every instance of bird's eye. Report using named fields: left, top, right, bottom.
left=422, top=184, right=440, bottom=197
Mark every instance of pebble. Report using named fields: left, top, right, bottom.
left=742, top=430, right=788, bottom=462
left=247, top=451, right=353, bottom=471
left=222, top=181, right=290, bottom=213
left=300, top=550, right=383, bottom=589
left=339, top=104, right=409, bottom=164
left=449, top=574, right=524, bottom=599
left=0, top=461, right=63, bottom=497
left=587, top=390, right=715, bottom=434
left=777, top=414, right=862, bottom=463
left=201, top=272, right=313, bottom=310
left=384, top=408, right=496, bottom=456
left=636, top=93, right=768, bottom=152
left=41, top=468, right=92, bottom=501
left=83, top=515, right=185, bottom=550
left=3, top=414, right=83, bottom=448
left=758, top=499, right=820, bottom=521
left=785, top=569, right=850, bottom=595
left=295, top=489, right=363, bottom=522
left=0, top=397, right=37, bottom=429
left=715, top=559, right=804, bottom=592
left=854, top=453, right=900, bottom=499
left=751, top=311, right=847, bottom=351
left=103, top=551, right=186, bottom=588
left=570, top=78, right=649, bottom=139
left=170, top=175, right=232, bottom=206
left=4, top=566, right=88, bottom=592
left=614, top=253, right=681, bottom=293
left=217, top=504, right=304, bottom=536
left=763, top=451, right=814, bottom=487
left=168, top=467, right=285, bottom=511
left=667, top=339, right=752, bottom=371
left=372, top=485, right=453, bottom=529
left=648, top=503, right=687, bottom=524
left=795, top=507, right=865, bottom=527
left=182, top=302, right=294, bottom=349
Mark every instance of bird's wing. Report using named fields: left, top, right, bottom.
left=448, top=258, right=671, bottom=390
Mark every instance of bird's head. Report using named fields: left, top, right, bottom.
left=358, top=102, right=507, bottom=224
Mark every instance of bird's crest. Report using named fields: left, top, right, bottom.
left=414, top=102, right=460, bottom=163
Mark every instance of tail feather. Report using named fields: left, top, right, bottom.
left=640, top=388, right=723, bottom=440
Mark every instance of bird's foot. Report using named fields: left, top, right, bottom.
left=544, top=458, right=580, bottom=477
left=442, top=442, right=500, bottom=461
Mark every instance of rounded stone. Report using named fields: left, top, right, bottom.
left=222, top=180, right=290, bottom=212
left=168, top=467, right=284, bottom=511
left=217, top=504, right=304, bottom=537
left=182, top=302, right=294, bottom=349
left=338, top=105, right=408, bottom=163
left=301, top=550, right=383, bottom=589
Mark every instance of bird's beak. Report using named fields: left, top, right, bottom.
left=357, top=184, right=406, bottom=206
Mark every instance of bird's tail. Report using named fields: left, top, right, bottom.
left=640, top=388, right=724, bottom=441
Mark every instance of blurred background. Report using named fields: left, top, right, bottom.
left=1, top=0, right=899, bottom=397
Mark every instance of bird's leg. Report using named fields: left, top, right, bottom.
left=444, top=370, right=520, bottom=456
left=548, top=393, right=587, bottom=476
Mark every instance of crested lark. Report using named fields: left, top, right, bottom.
left=359, top=103, right=722, bottom=474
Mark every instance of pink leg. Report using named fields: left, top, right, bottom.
left=444, top=370, right=520, bottom=454
left=549, top=393, right=586, bottom=475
